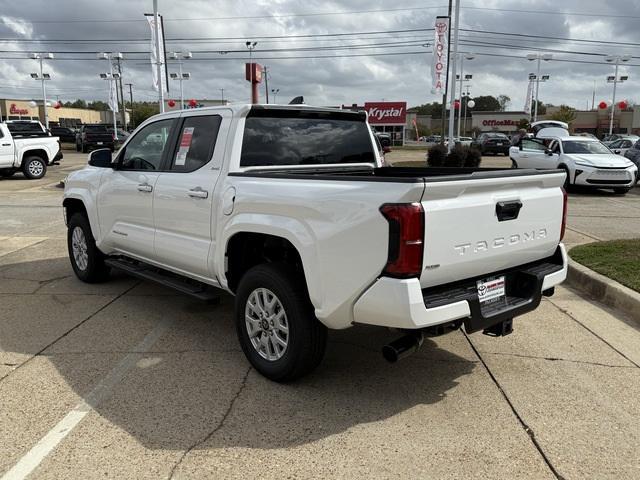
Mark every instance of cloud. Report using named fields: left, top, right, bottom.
left=0, top=0, right=637, bottom=111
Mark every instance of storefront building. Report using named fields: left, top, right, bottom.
left=341, top=102, right=407, bottom=146
left=0, top=98, right=109, bottom=126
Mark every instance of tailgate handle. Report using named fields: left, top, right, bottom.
left=496, top=201, right=522, bottom=222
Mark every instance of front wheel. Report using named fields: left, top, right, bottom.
left=613, top=187, right=630, bottom=194
left=235, top=263, right=327, bottom=382
left=21, top=156, right=47, bottom=179
left=67, top=213, right=110, bottom=283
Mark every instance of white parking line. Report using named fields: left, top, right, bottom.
left=1, top=317, right=173, bottom=480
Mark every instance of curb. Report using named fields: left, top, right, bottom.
left=566, top=258, right=640, bottom=326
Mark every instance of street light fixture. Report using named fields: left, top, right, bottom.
left=271, top=88, right=280, bottom=103
left=527, top=53, right=553, bottom=122
left=168, top=51, right=193, bottom=109
left=98, top=52, right=124, bottom=139
left=29, top=52, right=54, bottom=128
left=455, top=53, right=475, bottom=138
left=246, top=42, right=258, bottom=103
left=604, top=55, right=631, bottom=135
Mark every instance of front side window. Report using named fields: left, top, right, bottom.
left=240, top=110, right=375, bottom=167
left=170, top=115, right=222, bottom=172
left=521, top=138, right=546, bottom=152
left=120, top=119, right=174, bottom=171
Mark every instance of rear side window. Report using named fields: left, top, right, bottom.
left=240, top=110, right=375, bottom=167
left=171, top=115, right=221, bottom=172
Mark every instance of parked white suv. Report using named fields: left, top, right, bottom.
left=510, top=123, right=638, bottom=194
left=63, top=104, right=568, bottom=381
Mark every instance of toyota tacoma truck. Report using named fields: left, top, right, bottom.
left=63, top=105, right=568, bottom=382
left=0, top=123, right=62, bottom=179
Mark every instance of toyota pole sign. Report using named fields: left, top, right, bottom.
left=432, top=16, right=450, bottom=95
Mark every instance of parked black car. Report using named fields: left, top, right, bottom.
left=50, top=126, right=76, bottom=143
left=76, top=124, right=114, bottom=153
left=624, top=139, right=640, bottom=170
left=471, top=132, right=511, bottom=155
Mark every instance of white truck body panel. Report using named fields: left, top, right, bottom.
left=0, top=123, right=60, bottom=169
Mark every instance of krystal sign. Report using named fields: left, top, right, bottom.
left=364, top=102, right=407, bottom=125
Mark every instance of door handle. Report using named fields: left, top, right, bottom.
left=137, top=183, right=153, bottom=193
left=188, top=187, right=208, bottom=199
left=496, top=201, right=523, bottom=222
left=1, top=143, right=10, bottom=146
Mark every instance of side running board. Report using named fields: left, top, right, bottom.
left=105, top=257, right=221, bottom=303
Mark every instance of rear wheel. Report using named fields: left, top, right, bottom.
left=21, top=156, right=47, bottom=179
left=613, top=187, right=630, bottom=194
left=235, top=263, right=327, bottom=382
left=67, top=213, right=110, bottom=283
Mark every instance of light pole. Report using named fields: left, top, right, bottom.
left=461, top=86, right=472, bottom=136
left=98, top=52, right=123, bottom=140
left=29, top=52, right=54, bottom=128
left=447, top=0, right=461, bottom=152
left=605, top=55, right=630, bottom=136
left=271, top=88, right=280, bottom=104
left=456, top=53, right=474, bottom=137
left=125, top=83, right=134, bottom=129
left=246, top=41, right=257, bottom=103
left=527, top=53, right=552, bottom=122
left=168, top=51, right=192, bottom=109
left=220, top=88, right=225, bottom=104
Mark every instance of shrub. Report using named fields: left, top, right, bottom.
left=427, top=143, right=447, bottom=167
left=444, top=144, right=467, bottom=167
left=464, top=146, right=482, bottom=168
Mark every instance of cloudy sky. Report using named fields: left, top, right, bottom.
left=0, top=0, right=638, bottom=110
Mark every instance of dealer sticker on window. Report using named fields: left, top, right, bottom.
left=477, top=276, right=506, bottom=304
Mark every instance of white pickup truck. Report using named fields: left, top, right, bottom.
left=0, top=123, right=62, bottom=179
left=63, top=105, right=568, bottom=381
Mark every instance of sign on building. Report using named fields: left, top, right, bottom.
left=364, top=102, right=407, bottom=125
left=432, top=16, right=450, bottom=95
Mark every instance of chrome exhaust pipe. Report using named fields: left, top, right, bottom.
left=382, top=331, right=424, bottom=363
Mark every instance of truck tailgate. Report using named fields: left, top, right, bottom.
left=419, top=171, right=565, bottom=288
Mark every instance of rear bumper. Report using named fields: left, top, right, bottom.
left=51, top=150, right=63, bottom=165
left=353, top=244, right=567, bottom=331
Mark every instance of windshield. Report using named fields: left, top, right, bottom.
left=562, top=140, right=611, bottom=155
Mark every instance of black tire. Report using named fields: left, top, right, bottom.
left=511, top=159, right=518, bottom=169
left=235, top=263, right=327, bottom=382
left=560, top=166, right=571, bottom=191
left=82, top=144, right=88, bottom=153
left=613, top=187, right=630, bottom=194
left=67, top=213, right=110, bottom=283
left=21, top=156, right=47, bottom=180
left=0, top=170, right=15, bottom=178
left=76, top=142, right=81, bottom=152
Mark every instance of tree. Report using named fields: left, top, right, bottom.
left=408, top=101, right=443, bottom=118
left=131, top=102, right=159, bottom=127
left=549, top=105, right=576, bottom=124
left=517, top=118, right=530, bottom=130
left=497, top=95, right=511, bottom=111
left=530, top=100, right=547, bottom=117
left=471, top=95, right=501, bottom=112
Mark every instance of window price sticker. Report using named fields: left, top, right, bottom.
left=175, top=127, right=194, bottom=165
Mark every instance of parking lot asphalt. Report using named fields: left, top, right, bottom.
left=0, top=151, right=639, bottom=479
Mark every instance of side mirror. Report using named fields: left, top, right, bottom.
left=88, top=148, right=114, bottom=168
left=544, top=149, right=553, bottom=156
left=614, top=149, right=621, bottom=154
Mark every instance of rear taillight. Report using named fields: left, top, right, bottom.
left=560, top=188, right=568, bottom=241
left=380, top=203, right=424, bottom=278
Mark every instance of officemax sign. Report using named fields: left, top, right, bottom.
left=364, top=102, right=407, bottom=125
